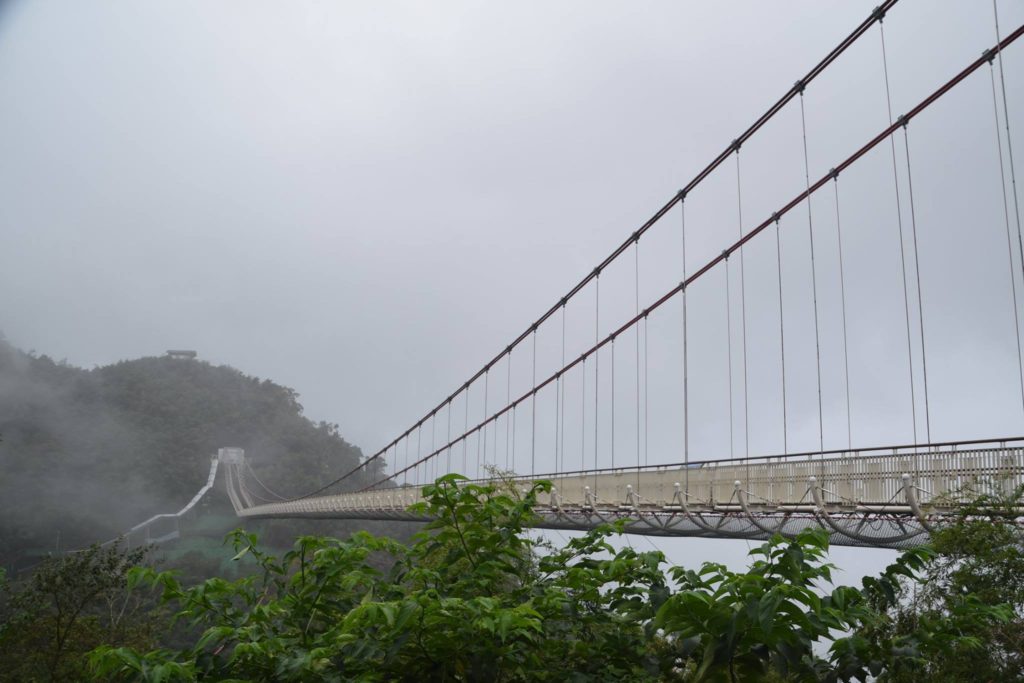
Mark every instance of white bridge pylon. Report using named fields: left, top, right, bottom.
left=222, top=439, right=1024, bottom=549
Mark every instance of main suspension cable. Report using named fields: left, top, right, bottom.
left=244, top=461, right=286, bottom=501
left=289, top=2, right=901, bottom=500
left=358, top=24, right=1024, bottom=492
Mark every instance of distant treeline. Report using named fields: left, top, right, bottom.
left=0, top=335, right=382, bottom=568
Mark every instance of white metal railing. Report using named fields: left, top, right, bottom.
left=230, top=444, right=1024, bottom=518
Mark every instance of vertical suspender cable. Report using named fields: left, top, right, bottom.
left=531, top=328, right=537, bottom=477
left=405, top=435, right=411, bottom=487
left=427, top=423, right=434, bottom=483
left=644, top=313, right=649, bottom=471
left=481, top=370, right=489, bottom=477
left=726, top=256, right=734, bottom=459
left=402, top=442, right=408, bottom=487
left=431, top=411, right=436, bottom=482
left=447, top=399, right=452, bottom=475
left=581, top=356, right=587, bottom=476
left=506, top=355, right=512, bottom=470
left=832, top=174, right=854, bottom=449
left=993, top=0, right=1024, bottom=305
left=594, top=273, right=601, bottom=491
left=511, top=403, right=517, bottom=475
left=557, top=358, right=565, bottom=481
left=611, top=335, right=617, bottom=470
left=463, top=387, right=469, bottom=474
left=902, top=123, right=931, bottom=444
left=990, top=59, right=1024, bottom=417
left=416, top=424, right=423, bottom=484
left=799, top=90, right=826, bottom=459
left=881, top=21, right=919, bottom=444
left=736, top=151, right=751, bottom=465
left=560, top=303, right=567, bottom=485
left=681, top=195, right=690, bottom=492
left=775, top=217, right=789, bottom=454
left=554, top=368, right=560, bottom=480
left=635, top=241, right=642, bottom=485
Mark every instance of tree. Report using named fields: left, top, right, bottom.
left=0, top=542, right=159, bottom=682
left=85, top=476, right=1021, bottom=682
left=90, top=476, right=668, bottom=682
left=833, top=483, right=1023, bottom=682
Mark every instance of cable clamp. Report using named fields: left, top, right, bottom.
left=731, top=138, right=742, bottom=153
left=560, top=296, right=567, bottom=307
left=982, top=48, right=997, bottom=64
left=872, top=5, right=886, bottom=22
left=677, top=188, right=687, bottom=201
left=794, top=78, right=806, bottom=94
left=829, top=168, right=839, bottom=181
left=531, top=323, right=538, bottom=332
left=722, top=249, right=730, bottom=260
left=771, top=211, right=780, bottom=223
left=680, top=280, right=687, bottom=292
left=593, top=266, right=601, bottom=277
left=632, top=230, right=640, bottom=243
left=896, top=114, right=908, bottom=129
left=642, top=307, right=650, bottom=318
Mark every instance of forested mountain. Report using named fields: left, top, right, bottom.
left=0, top=335, right=378, bottom=568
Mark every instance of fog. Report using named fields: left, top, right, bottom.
left=2, top=0, right=1023, bottom=578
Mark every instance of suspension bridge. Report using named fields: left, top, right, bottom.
left=141, top=3, right=1024, bottom=550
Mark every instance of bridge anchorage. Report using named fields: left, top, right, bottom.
left=223, top=3, right=1024, bottom=551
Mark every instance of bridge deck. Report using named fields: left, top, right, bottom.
left=226, top=446, right=1024, bottom=549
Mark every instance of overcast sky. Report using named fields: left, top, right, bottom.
left=2, top=0, right=1023, bottom=576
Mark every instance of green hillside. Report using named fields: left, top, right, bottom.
left=0, top=336, right=387, bottom=569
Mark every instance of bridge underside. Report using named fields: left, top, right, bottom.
left=237, top=506, right=928, bottom=549
left=225, top=445, right=1024, bottom=549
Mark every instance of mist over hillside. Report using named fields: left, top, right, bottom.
left=0, top=334, right=378, bottom=567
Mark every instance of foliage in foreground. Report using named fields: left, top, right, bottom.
left=0, top=543, right=159, bottom=682
left=4, top=476, right=1022, bottom=682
